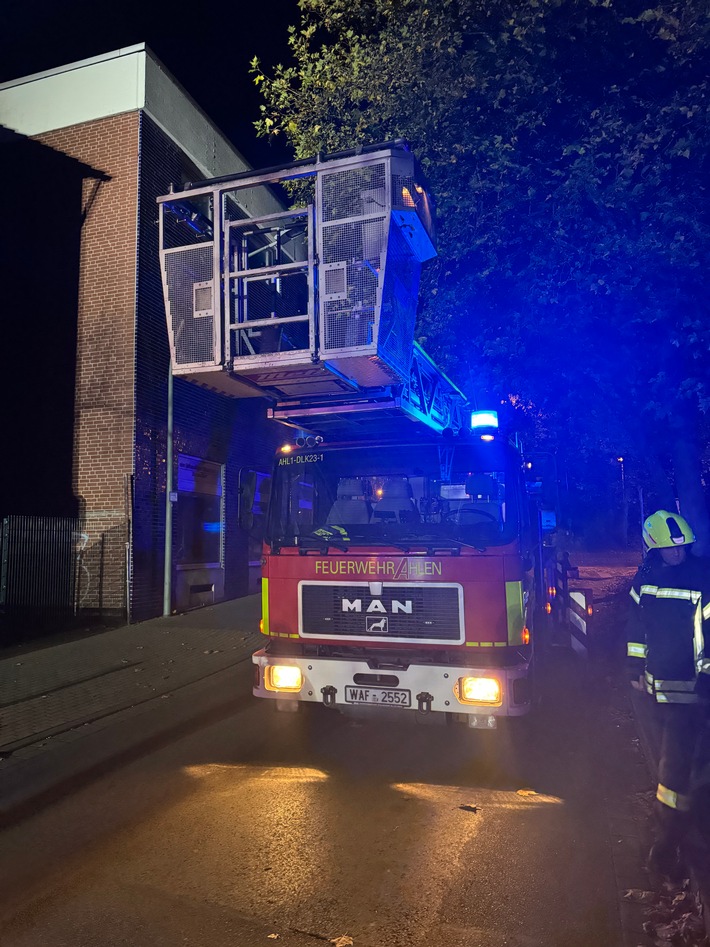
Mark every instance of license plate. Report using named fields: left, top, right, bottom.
left=344, top=686, right=411, bottom=708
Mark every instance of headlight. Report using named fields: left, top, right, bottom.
left=265, top=665, right=303, bottom=693
left=456, top=676, right=501, bottom=706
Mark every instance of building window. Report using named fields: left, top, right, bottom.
left=176, top=454, right=224, bottom=566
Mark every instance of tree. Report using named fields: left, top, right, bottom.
left=252, top=0, right=710, bottom=549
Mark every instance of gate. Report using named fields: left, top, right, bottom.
left=0, top=515, right=80, bottom=638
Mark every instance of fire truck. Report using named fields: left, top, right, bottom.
left=158, top=142, right=537, bottom=729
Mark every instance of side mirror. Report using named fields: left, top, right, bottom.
left=239, top=470, right=257, bottom=530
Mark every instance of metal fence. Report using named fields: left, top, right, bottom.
left=0, top=515, right=81, bottom=639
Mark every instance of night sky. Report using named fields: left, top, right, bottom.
left=1, top=0, right=300, bottom=168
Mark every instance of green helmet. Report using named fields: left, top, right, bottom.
left=643, top=510, right=695, bottom=549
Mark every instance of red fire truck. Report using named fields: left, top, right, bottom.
left=252, top=410, right=536, bottom=729
left=158, top=142, right=537, bottom=729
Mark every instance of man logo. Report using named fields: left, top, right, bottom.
left=341, top=598, right=412, bottom=614
left=366, top=616, right=388, bottom=634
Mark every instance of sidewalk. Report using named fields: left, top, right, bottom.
left=0, top=595, right=263, bottom=825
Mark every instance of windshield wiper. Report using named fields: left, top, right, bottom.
left=348, top=534, right=465, bottom=555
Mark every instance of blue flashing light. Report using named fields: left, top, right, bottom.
left=470, top=410, right=499, bottom=430
left=203, top=522, right=221, bottom=534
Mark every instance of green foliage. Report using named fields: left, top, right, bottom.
left=252, top=0, right=710, bottom=520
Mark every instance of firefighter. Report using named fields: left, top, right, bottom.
left=627, top=509, right=710, bottom=880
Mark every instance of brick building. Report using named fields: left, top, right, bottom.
left=0, top=45, right=283, bottom=624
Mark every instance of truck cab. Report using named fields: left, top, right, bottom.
left=253, top=430, right=536, bottom=728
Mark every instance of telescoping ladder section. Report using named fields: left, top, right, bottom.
left=157, top=142, right=466, bottom=434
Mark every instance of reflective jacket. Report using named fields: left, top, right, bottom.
left=626, top=554, right=710, bottom=704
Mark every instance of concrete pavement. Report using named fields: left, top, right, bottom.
left=0, top=595, right=263, bottom=825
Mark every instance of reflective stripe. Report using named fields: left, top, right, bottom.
left=656, top=691, right=698, bottom=704
left=505, top=580, right=526, bottom=645
left=261, top=578, right=270, bottom=636
left=697, top=659, right=710, bottom=675
left=627, top=642, right=647, bottom=658
left=657, top=783, right=691, bottom=811
left=704, top=602, right=710, bottom=620
left=645, top=670, right=654, bottom=683
left=654, top=679, right=696, bottom=692
left=658, top=588, right=701, bottom=603
left=630, top=587, right=641, bottom=604
left=694, top=601, right=704, bottom=669
left=639, top=584, right=701, bottom=604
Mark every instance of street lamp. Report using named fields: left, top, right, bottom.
left=616, top=456, right=625, bottom=496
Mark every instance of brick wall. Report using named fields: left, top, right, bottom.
left=33, top=111, right=284, bottom=624
left=37, top=113, right=140, bottom=619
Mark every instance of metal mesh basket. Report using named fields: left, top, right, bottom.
left=158, top=145, right=435, bottom=395
left=318, top=161, right=388, bottom=357
left=163, top=245, right=216, bottom=366
left=320, top=163, right=386, bottom=221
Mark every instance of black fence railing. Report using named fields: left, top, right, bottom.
left=0, top=515, right=81, bottom=641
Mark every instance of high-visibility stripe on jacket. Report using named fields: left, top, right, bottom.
left=657, top=782, right=691, bottom=811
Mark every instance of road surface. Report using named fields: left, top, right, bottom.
left=0, top=644, right=648, bottom=946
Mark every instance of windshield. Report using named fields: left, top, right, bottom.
left=266, top=441, right=521, bottom=550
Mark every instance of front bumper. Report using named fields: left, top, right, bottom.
left=252, top=649, right=531, bottom=719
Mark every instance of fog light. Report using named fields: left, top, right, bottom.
left=265, top=665, right=303, bottom=693
left=457, top=676, right=501, bottom=706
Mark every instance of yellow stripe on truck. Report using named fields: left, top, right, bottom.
left=261, top=577, right=270, bottom=635
left=506, top=580, right=525, bottom=645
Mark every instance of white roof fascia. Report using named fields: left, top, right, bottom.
left=0, top=45, right=147, bottom=136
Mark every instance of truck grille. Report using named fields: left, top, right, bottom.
left=299, top=582, right=463, bottom=642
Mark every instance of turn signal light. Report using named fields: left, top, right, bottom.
left=545, top=602, right=552, bottom=614
left=457, top=676, right=502, bottom=706
left=265, top=665, right=303, bottom=693
left=522, top=626, right=531, bottom=646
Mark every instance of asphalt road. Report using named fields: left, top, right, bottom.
left=0, top=648, right=648, bottom=947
